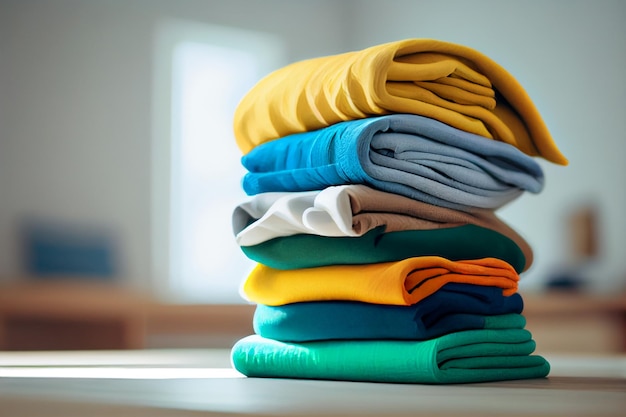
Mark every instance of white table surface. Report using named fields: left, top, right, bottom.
left=0, top=349, right=624, bottom=417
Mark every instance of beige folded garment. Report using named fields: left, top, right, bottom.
left=233, top=185, right=533, bottom=271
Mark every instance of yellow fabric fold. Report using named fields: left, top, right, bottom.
left=242, top=257, right=519, bottom=306
left=234, top=38, right=567, bottom=165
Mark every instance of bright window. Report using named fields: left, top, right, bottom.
left=152, top=20, right=285, bottom=303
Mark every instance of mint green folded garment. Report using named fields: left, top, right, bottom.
left=231, top=328, right=550, bottom=384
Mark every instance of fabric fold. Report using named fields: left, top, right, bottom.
left=233, top=38, right=567, bottom=165
left=240, top=224, right=528, bottom=273
left=242, top=114, right=544, bottom=211
left=233, top=184, right=533, bottom=270
left=253, top=283, right=525, bottom=341
left=241, top=256, right=519, bottom=306
left=231, top=329, right=551, bottom=384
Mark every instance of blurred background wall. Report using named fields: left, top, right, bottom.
left=0, top=0, right=624, bottom=301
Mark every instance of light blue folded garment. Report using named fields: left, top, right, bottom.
left=242, top=114, right=544, bottom=211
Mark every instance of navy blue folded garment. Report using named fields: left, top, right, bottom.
left=242, top=114, right=544, bottom=211
left=253, top=283, right=524, bottom=342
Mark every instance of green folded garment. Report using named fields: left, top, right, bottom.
left=241, top=224, right=527, bottom=273
left=231, top=328, right=550, bottom=384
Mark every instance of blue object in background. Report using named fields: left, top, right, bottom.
left=20, top=219, right=119, bottom=280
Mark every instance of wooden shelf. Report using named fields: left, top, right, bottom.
left=0, top=280, right=255, bottom=350
left=521, top=290, right=626, bottom=355
left=0, top=281, right=624, bottom=353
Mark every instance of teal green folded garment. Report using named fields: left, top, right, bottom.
left=231, top=328, right=550, bottom=384
left=241, top=224, right=526, bottom=273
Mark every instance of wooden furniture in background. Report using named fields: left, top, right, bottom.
left=522, top=290, right=626, bottom=355
left=144, top=302, right=255, bottom=348
left=0, top=281, right=149, bottom=350
left=0, top=280, right=255, bottom=350
left=0, top=281, right=624, bottom=353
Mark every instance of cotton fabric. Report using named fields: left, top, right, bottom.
left=233, top=184, right=534, bottom=270
left=241, top=256, right=519, bottom=306
left=240, top=224, right=528, bottom=273
left=231, top=329, right=551, bottom=384
left=242, top=114, right=544, bottom=211
left=233, top=38, right=567, bottom=165
left=254, top=284, right=525, bottom=341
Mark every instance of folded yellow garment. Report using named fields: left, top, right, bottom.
left=234, top=38, right=567, bottom=165
left=242, top=257, right=519, bottom=306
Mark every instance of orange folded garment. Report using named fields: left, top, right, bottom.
left=233, top=38, right=567, bottom=165
left=242, top=257, right=519, bottom=306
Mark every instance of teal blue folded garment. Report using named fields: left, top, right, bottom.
left=241, top=224, right=526, bottom=273
left=254, top=285, right=524, bottom=341
left=242, top=114, right=544, bottom=211
left=231, top=329, right=550, bottom=384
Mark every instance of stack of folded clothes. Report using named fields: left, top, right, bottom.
left=228, top=38, right=568, bottom=384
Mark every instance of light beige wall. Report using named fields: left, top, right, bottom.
left=344, top=0, right=626, bottom=293
left=0, top=0, right=350, bottom=291
left=1, top=0, right=624, bottom=296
